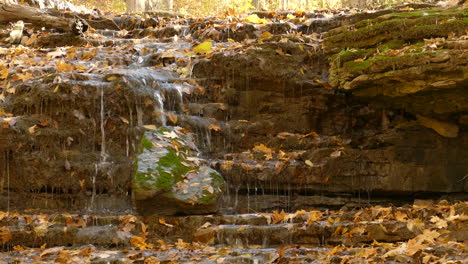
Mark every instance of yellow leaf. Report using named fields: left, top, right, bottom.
left=56, top=60, right=74, bottom=72
left=260, top=31, right=272, bottom=39
left=193, top=41, right=213, bottom=53
left=208, top=123, right=221, bottom=131
left=0, top=65, right=8, bottom=79
left=130, top=236, right=153, bottom=250
left=13, top=245, right=24, bottom=250
left=28, top=125, right=37, bottom=134
left=143, top=125, right=157, bottom=130
left=53, top=85, right=60, bottom=93
left=286, top=14, right=296, bottom=19
left=167, top=112, right=178, bottom=124
left=272, top=210, right=287, bottom=224
left=305, top=160, right=313, bottom=167
left=245, top=14, right=266, bottom=24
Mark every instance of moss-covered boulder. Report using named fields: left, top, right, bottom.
left=133, top=126, right=225, bottom=215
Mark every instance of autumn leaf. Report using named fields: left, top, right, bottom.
left=193, top=40, right=213, bottom=53
left=330, top=150, right=342, bottom=157
left=208, top=123, right=221, bottom=132
left=0, top=227, right=12, bottom=244
left=167, top=112, right=178, bottom=124
left=245, top=14, right=267, bottom=24
left=272, top=210, right=288, bottom=224
left=259, top=31, right=272, bottom=39
left=162, top=131, right=178, bottom=139
left=0, top=65, right=8, bottom=79
left=66, top=216, right=86, bottom=228
left=56, top=60, right=74, bottom=72
left=221, top=160, right=234, bottom=171
left=307, top=211, right=323, bottom=225
left=158, top=218, right=174, bottom=228
left=143, top=125, right=157, bottom=130
left=130, top=236, right=153, bottom=250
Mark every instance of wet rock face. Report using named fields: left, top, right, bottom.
left=325, top=8, right=468, bottom=129
left=133, top=127, right=225, bottom=215
left=0, top=5, right=466, bottom=215
left=0, top=61, right=179, bottom=212
left=189, top=7, right=468, bottom=212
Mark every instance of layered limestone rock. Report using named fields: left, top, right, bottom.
left=325, top=8, right=468, bottom=135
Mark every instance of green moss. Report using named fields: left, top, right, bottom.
left=401, top=20, right=468, bottom=41
left=198, top=191, right=217, bottom=204
left=343, top=60, right=372, bottom=71
left=155, top=126, right=171, bottom=133
left=141, top=135, right=153, bottom=150
left=210, top=172, right=224, bottom=185
left=325, top=9, right=467, bottom=50
left=379, top=39, right=405, bottom=50
left=155, top=148, right=193, bottom=190
left=331, top=48, right=375, bottom=67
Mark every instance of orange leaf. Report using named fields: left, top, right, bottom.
left=0, top=65, right=8, bottom=79
left=56, top=60, right=74, bottom=72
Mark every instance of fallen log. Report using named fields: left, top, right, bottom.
left=0, top=3, right=72, bottom=32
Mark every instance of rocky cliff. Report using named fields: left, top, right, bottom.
left=0, top=4, right=466, bottom=214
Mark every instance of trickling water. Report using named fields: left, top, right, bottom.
left=99, top=86, right=107, bottom=162
left=246, top=182, right=250, bottom=212
left=154, top=91, right=166, bottom=126
left=90, top=163, right=97, bottom=211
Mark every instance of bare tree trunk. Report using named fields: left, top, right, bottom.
left=126, top=0, right=146, bottom=12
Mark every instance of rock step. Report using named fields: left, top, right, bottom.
left=1, top=202, right=465, bottom=249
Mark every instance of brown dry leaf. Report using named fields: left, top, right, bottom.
left=272, top=210, right=287, bottom=224
left=55, top=250, right=72, bottom=263
left=66, top=216, right=86, bottom=228
left=208, top=123, right=221, bottom=131
left=221, top=161, right=234, bottom=171
left=276, top=132, right=297, bottom=139
left=77, top=247, right=93, bottom=257
left=158, top=218, right=174, bottom=228
left=167, top=112, right=178, bottom=124
left=0, top=227, right=12, bottom=244
left=157, top=239, right=170, bottom=250
left=81, top=49, right=98, bottom=60
left=144, top=256, right=161, bottom=264
left=252, top=144, right=273, bottom=155
left=430, top=216, right=448, bottom=229
left=13, top=245, right=24, bottom=250
left=240, top=163, right=254, bottom=171
left=407, top=219, right=425, bottom=233
left=56, top=60, right=74, bottom=72
left=330, top=150, right=342, bottom=157
left=394, top=211, right=408, bottom=222
left=130, top=236, right=153, bottom=250
left=307, top=211, right=323, bottom=225
left=40, top=246, right=65, bottom=258
left=0, top=65, right=8, bottom=79
left=321, top=175, right=330, bottom=184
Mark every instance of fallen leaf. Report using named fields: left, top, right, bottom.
left=0, top=65, right=8, bottom=79
left=193, top=40, right=213, bottom=53
left=56, top=60, right=74, bottom=72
